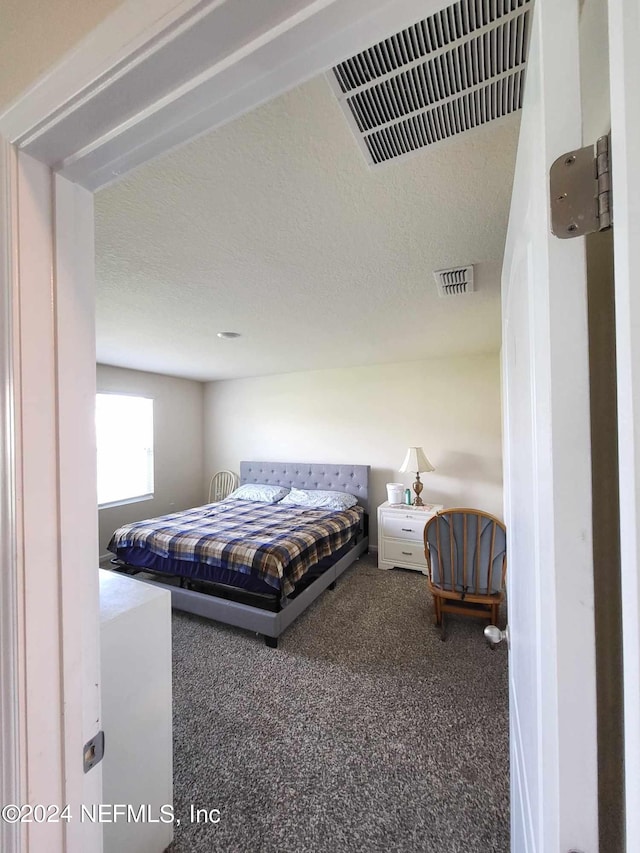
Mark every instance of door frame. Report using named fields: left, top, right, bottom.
left=608, top=1, right=640, bottom=848
left=0, top=1, right=447, bottom=851
left=0, top=133, right=21, bottom=853
left=0, top=145, right=104, bottom=853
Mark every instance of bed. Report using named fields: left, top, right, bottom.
left=108, top=461, right=370, bottom=646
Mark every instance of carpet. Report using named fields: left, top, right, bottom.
left=169, top=553, right=509, bottom=852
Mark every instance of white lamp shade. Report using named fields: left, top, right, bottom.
left=399, top=446, right=435, bottom=474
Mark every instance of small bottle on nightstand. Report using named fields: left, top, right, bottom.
left=405, top=488, right=411, bottom=505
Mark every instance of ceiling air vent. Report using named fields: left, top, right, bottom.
left=329, top=0, right=531, bottom=166
left=434, top=265, right=475, bottom=297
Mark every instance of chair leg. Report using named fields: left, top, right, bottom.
left=433, top=595, right=442, bottom=626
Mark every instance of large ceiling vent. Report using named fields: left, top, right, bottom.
left=329, top=0, right=531, bottom=166
left=434, top=265, right=475, bottom=297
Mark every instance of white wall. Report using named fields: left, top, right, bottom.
left=204, top=354, right=503, bottom=544
left=97, top=365, right=204, bottom=558
left=0, top=0, right=123, bottom=110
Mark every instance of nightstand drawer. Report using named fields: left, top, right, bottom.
left=381, top=514, right=426, bottom=541
left=381, top=538, right=426, bottom=568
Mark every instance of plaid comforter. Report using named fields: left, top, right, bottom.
left=107, top=499, right=363, bottom=595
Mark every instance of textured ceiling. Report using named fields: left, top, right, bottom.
left=95, top=74, right=520, bottom=381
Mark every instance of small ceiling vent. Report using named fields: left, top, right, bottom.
left=434, top=265, right=475, bottom=297
left=329, top=0, right=531, bottom=166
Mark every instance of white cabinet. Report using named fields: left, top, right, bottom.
left=377, top=501, right=443, bottom=573
left=99, top=570, right=173, bottom=853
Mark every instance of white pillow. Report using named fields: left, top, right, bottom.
left=280, top=488, right=358, bottom=511
left=225, top=483, right=290, bottom=504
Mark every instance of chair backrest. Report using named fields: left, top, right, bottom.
left=424, top=509, right=507, bottom=596
left=208, top=470, right=238, bottom=503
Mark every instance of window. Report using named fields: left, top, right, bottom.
left=96, top=393, right=154, bottom=507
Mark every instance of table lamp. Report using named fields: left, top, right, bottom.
left=399, top=446, right=435, bottom=506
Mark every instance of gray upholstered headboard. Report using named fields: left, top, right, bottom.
left=240, top=461, right=370, bottom=516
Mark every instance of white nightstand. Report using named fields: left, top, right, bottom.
left=377, top=500, right=444, bottom=573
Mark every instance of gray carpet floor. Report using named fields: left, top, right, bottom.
left=169, top=553, right=509, bottom=853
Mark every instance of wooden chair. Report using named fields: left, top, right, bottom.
left=207, top=470, right=238, bottom=503
left=423, top=508, right=507, bottom=640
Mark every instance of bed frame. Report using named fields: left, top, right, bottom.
left=128, top=461, right=370, bottom=647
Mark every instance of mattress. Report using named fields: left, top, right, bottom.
left=108, top=499, right=364, bottom=596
